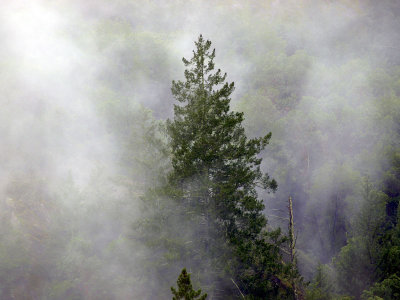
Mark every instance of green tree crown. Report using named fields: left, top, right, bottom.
left=165, top=34, right=294, bottom=299
left=171, top=268, right=207, bottom=300
left=167, top=34, right=277, bottom=241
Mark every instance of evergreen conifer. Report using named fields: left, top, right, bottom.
left=166, top=35, right=295, bottom=298
left=171, top=268, right=207, bottom=300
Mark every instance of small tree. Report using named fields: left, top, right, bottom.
left=171, top=268, right=207, bottom=300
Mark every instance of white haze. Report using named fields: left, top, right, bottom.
left=0, top=0, right=398, bottom=298
left=0, top=1, right=115, bottom=188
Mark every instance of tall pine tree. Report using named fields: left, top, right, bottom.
left=166, top=35, right=295, bottom=299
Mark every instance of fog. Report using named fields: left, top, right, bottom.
left=0, top=0, right=399, bottom=298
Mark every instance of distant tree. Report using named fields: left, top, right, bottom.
left=306, top=264, right=335, bottom=300
left=334, top=178, right=388, bottom=298
left=361, top=274, right=400, bottom=300
left=171, top=268, right=207, bottom=300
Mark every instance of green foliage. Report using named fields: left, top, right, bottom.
left=333, top=179, right=388, bottom=298
left=361, top=274, right=400, bottom=300
left=167, top=34, right=276, bottom=239
left=171, top=268, right=207, bottom=300
left=306, top=264, right=335, bottom=300
left=238, top=229, right=298, bottom=299
left=377, top=202, right=400, bottom=280
left=1, top=2, right=400, bottom=299
left=165, top=35, right=298, bottom=298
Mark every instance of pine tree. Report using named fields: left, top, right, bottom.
left=167, top=33, right=276, bottom=249
left=166, top=35, right=294, bottom=298
left=171, top=268, right=207, bottom=300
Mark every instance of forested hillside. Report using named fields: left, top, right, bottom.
left=0, top=0, right=399, bottom=299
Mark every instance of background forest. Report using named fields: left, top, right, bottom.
left=0, top=0, right=399, bottom=299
